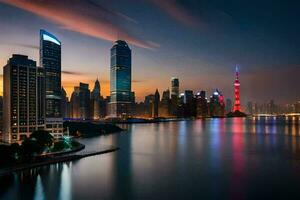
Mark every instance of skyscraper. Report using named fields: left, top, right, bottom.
left=70, top=87, right=80, bottom=119
left=170, top=77, right=179, bottom=116
left=79, top=82, right=91, bottom=119
left=160, top=89, right=171, bottom=117
left=3, top=55, right=45, bottom=143
left=91, top=78, right=101, bottom=120
left=40, top=30, right=63, bottom=138
left=109, top=40, right=132, bottom=118
left=171, top=77, right=179, bottom=97
left=153, top=89, right=160, bottom=118
left=196, top=91, right=208, bottom=118
left=233, top=65, right=241, bottom=112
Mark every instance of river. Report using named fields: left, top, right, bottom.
left=1, top=118, right=300, bottom=200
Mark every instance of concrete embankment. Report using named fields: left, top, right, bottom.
left=0, top=146, right=119, bottom=176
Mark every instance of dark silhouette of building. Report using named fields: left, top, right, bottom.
left=40, top=30, right=63, bottom=138
left=3, top=55, right=45, bottom=143
left=153, top=89, right=160, bottom=118
left=79, top=83, right=91, bottom=119
left=160, top=89, right=171, bottom=117
left=109, top=40, right=132, bottom=118
left=61, top=87, right=70, bottom=118
left=170, top=77, right=179, bottom=116
left=196, top=91, right=208, bottom=118
left=91, top=78, right=101, bottom=120
left=70, top=86, right=80, bottom=119
left=209, top=90, right=225, bottom=117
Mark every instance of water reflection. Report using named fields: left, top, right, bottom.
left=2, top=118, right=300, bottom=199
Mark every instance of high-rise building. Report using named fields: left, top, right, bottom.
left=209, top=90, right=225, bottom=117
left=40, top=30, right=63, bottom=138
left=61, top=87, right=70, bottom=118
left=91, top=78, right=101, bottom=120
left=153, top=89, right=160, bottom=118
left=70, top=87, right=80, bottom=119
left=196, top=91, right=208, bottom=118
left=160, top=89, right=171, bottom=117
left=79, top=83, right=91, bottom=119
left=70, top=83, right=91, bottom=120
left=171, top=77, right=179, bottom=97
left=233, top=65, right=241, bottom=112
left=170, top=77, right=179, bottom=116
left=109, top=40, right=132, bottom=118
left=3, top=55, right=45, bottom=143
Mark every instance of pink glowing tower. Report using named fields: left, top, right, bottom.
left=233, top=65, right=241, bottom=112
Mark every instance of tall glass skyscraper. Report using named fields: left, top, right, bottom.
left=109, top=40, right=132, bottom=118
left=40, top=30, right=63, bottom=138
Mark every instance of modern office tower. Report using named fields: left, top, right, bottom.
left=153, top=89, right=160, bottom=118
left=183, top=90, right=196, bottom=117
left=91, top=79, right=101, bottom=120
left=3, top=55, right=45, bottom=143
left=170, top=77, right=179, bottom=116
left=79, top=83, right=91, bottom=119
left=171, top=77, right=179, bottom=97
left=70, top=87, right=80, bottom=119
left=40, top=29, right=63, bottom=138
left=209, top=90, right=225, bottom=117
left=109, top=40, right=132, bottom=118
left=160, top=89, right=171, bottom=117
left=226, top=99, right=233, bottom=113
left=144, top=94, right=155, bottom=118
left=196, top=91, right=208, bottom=118
left=61, top=87, right=70, bottom=118
left=233, top=65, right=241, bottom=112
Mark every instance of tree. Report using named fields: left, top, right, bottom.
left=21, top=139, right=41, bottom=160
left=30, top=130, right=54, bottom=149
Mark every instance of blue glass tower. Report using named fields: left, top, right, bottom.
left=40, top=30, right=63, bottom=137
left=109, top=40, right=132, bottom=117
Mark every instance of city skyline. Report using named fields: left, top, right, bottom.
left=0, top=0, right=300, bottom=104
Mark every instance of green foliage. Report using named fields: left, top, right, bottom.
left=21, top=139, right=41, bottom=160
left=30, top=130, right=54, bottom=148
left=52, top=141, right=70, bottom=152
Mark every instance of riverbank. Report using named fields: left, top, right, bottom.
left=0, top=145, right=119, bottom=176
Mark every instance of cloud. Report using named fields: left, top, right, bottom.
left=0, top=0, right=158, bottom=49
left=62, top=70, right=89, bottom=76
left=0, top=42, right=39, bottom=50
left=150, top=0, right=201, bottom=28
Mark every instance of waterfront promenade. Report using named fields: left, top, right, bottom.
left=0, top=145, right=119, bottom=176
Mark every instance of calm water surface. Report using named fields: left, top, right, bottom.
left=2, top=118, right=300, bottom=200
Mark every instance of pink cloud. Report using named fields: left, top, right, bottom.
left=0, top=0, right=158, bottom=49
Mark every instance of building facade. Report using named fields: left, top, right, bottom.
left=40, top=30, right=63, bottom=138
left=109, top=40, right=132, bottom=118
left=3, top=55, right=45, bottom=143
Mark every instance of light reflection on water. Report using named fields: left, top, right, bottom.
left=2, top=118, right=300, bottom=199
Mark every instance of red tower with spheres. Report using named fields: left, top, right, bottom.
left=233, top=65, right=241, bottom=112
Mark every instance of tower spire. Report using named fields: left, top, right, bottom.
left=233, top=65, right=241, bottom=112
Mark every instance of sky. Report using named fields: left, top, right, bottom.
left=0, top=0, right=300, bottom=104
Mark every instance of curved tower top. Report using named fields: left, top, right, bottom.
left=40, top=29, right=61, bottom=46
